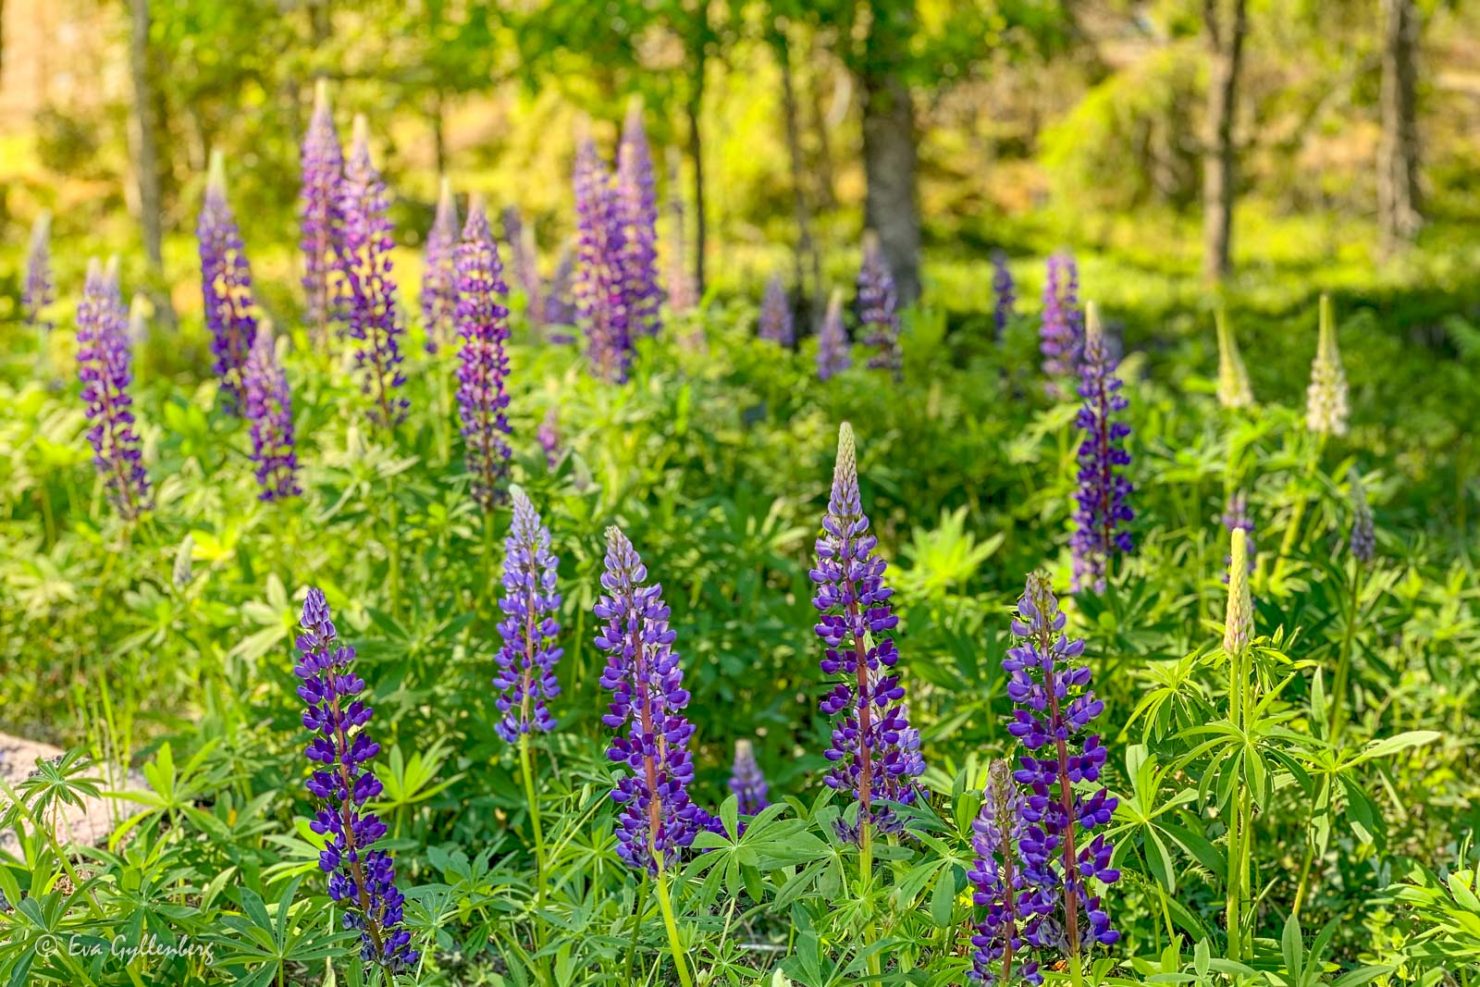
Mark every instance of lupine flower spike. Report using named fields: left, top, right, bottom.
left=299, top=79, right=343, bottom=344
left=1070, top=303, right=1134, bottom=592
left=197, top=150, right=258, bottom=412
left=856, top=232, right=902, bottom=379
left=595, top=527, right=712, bottom=871
left=759, top=274, right=794, bottom=347
left=338, top=115, right=410, bottom=430
left=617, top=101, right=662, bottom=338
left=1348, top=468, right=1375, bottom=565
left=574, top=138, right=632, bottom=382
left=543, top=246, right=578, bottom=335
left=1215, top=307, right=1254, bottom=409
left=23, top=212, right=54, bottom=333
left=729, top=739, right=770, bottom=818
left=493, top=488, right=564, bottom=742
left=294, top=588, right=419, bottom=970
left=76, top=259, right=150, bottom=519
left=1040, top=252, right=1083, bottom=393
left=816, top=289, right=851, bottom=381
left=1222, top=491, right=1256, bottom=579
left=1225, top=529, right=1253, bottom=655
left=967, top=759, right=1043, bottom=985
left=992, top=250, right=1015, bottom=341
left=421, top=177, right=459, bottom=354
left=537, top=408, right=560, bottom=469
left=1005, top=573, right=1120, bottom=968
left=1306, top=294, right=1348, bottom=437
left=811, top=423, right=925, bottom=840
left=242, top=323, right=302, bottom=501
left=503, top=207, right=545, bottom=329
left=454, top=198, right=513, bottom=509
left=664, top=147, right=698, bottom=315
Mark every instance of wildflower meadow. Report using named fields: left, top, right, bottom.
left=2, top=2, right=1479, bottom=985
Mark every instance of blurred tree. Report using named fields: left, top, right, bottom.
left=858, top=0, right=922, bottom=304
left=127, top=0, right=175, bottom=328
left=1377, top=0, right=1421, bottom=255
left=1202, top=0, right=1247, bottom=282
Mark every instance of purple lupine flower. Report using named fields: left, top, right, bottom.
left=817, top=290, right=851, bottom=381
left=728, top=739, right=770, bottom=817
left=454, top=199, right=513, bottom=509
left=1040, top=252, right=1084, bottom=393
left=294, top=588, right=419, bottom=970
left=1349, top=468, right=1375, bottom=565
left=967, top=760, right=1044, bottom=985
left=503, top=206, right=545, bottom=329
left=574, top=140, right=632, bottom=382
left=493, top=488, right=563, bottom=742
left=542, top=245, right=577, bottom=339
left=810, top=423, right=924, bottom=840
left=664, top=148, right=698, bottom=315
left=617, top=103, right=662, bottom=338
left=337, top=116, right=409, bottom=430
left=759, top=274, right=794, bottom=347
left=1005, top=574, right=1121, bottom=964
left=197, top=151, right=258, bottom=412
left=856, top=232, right=902, bottom=379
left=992, top=250, right=1014, bottom=341
left=76, top=259, right=150, bottom=519
left=1069, top=304, right=1134, bottom=593
left=242, top=324, right=301, bottom=501
left=421, top=177, right=459, bottom=354
left=595, top=526, right=710, bottom=871
left=1222, top=491, right=1255, bottom=579
left=299, top=79, right=343, bottom=344
left=537, top=407, right=560, bottom=469
left=23, top=212, right=54, bottom=332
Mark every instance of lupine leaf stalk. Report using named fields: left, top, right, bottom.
left=992, top=250, right=1015, bottom=341
left=1215, top=307, right=1254, bottom=409
left=728, top=739, right=770, bottom=818
left=23, top=211, right=54, bottom=333
left=574, top=139, right=632, bottom=382
left=967, top=759, right=1044, bottom=985
left=299, top=79, right=343, bottom=344
left=294, top=588, right=419, bottom=971
left=76, top=259, right=150, bottom=519
left=420, top=177, right=459, bottom=354
left=816, top=289, right=851, bottom=381
left=242, top=323, right=302, bottom=501
left=1070, top=303, right=1134, bottom=592
left=338, top=117, right=410, bottom=430
left=453, top=199, right=513, bottom=509
left=856, top=232, right=902, bottom=378
left=1005, top=573, right=1121, bottom=979
left=197, top=150, right=258, bottom=412
left=617, top=102, right=662, bottom=338
left=759, top=273, right=794, bottom=347
left=1040, top=252, right=1083, bottom=392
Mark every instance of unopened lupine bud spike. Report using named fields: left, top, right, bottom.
left=1305, top=294, right=1349, bottom=437
left=1215, top=307, right=1254, bottom=409
left=1224, top=528, right=1253, bottom=654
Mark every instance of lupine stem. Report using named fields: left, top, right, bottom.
left=654, top=867, right=694, bottom=987
left=519, top=732, right=547, bottom=905
left=1330, top=563, right=1364, bottom=742
left=1269, top=436, right=1325, bottom=586
left=625, top=878, right=650, bottom=984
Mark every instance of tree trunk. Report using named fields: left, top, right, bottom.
left=127, top=0, right=175, bottom=328
left=431, top=90, right=448, bottom=178
left=776, top=22, right=824, bottom=330
left=686, top=33, right=708, bottom=297
left=1378, top=0, right=1421, bottom=256
left=859, top=3, right=921, bottom=305
left=1201, top=0, right=1246, bottom=283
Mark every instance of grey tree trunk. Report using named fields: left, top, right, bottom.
left=859, top=3, right=921, bottom=304
left=127, top=0, right=175, bottom=328
left=776, top=23, right=824, bottom=329
left=1378, top=0, right=1421, bottom=255
left=686, top=23, right=708, bottom=297
left=1201, top=0, right=1247, bottom=283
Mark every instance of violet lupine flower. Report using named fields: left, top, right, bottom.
left=1069, top=304, right=1134, bottom=593
left=810, top=423, right=924, bottom=839
left=337, top=116, right=409, bottom=430
left=197, top=150, right=258, bottom=412
left=1222, top=491, right=1256, bottom=579
left=503, top=207, right=545, bottom=329
left=242, top=324, right=301, bottom=501
left=453, top=199, right=513, bottom=509
left=1040, top=253, right=1084, bottom=393
left=729, top=739, right=770, bottom=817
left=537, top=408, right=560, bottom=469
left=300, top=79, right=343, bottom=344
left=574, top=140, right=632, bottom=382
left=967, top=760, right=1044, bottom=986
left=493, top=488, right=563, bottom=742
left=759, top=274, right=794, bottom=348
left=294, top=588, right=419, bottom=970
left=664, top=149, right=698, bottom=315
left=817, top=290, right=851, bottom=381
left=421, top=177, right=459, bottom=354
left=1005, top=573, right=1121, bottom=964
left=856, top=232, right=902, bottom=379
left=617, top=103, right=662, bottom=338
left=595, top=526, right=710, bottom=872
left=992, top=250, right=1015, bottom=341
left=542, top=246, right=578, bottom=339
left=23, top=212, right=54, bottom=332
left=76, top=259, right=150, bottom=519
left=1349, top=468, right=1375, bottom=565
